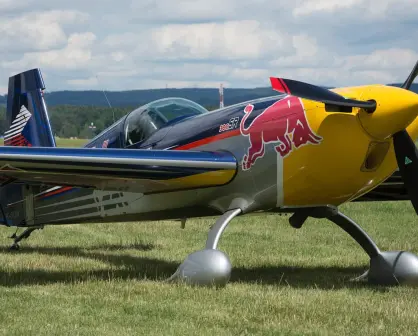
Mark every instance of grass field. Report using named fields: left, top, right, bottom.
left=55, top=138, right=89, bottom=147
left=0, top=139, right=418, bottom=335
left=0, top=137, right=89, bottom=147
left=0, top=202, right=418, bottom=335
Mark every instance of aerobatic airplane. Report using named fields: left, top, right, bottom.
left=0, top=63, right=418, bottom=287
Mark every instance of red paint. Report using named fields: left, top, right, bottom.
left=174, top=129, right=240, bottom=150
left=37, top=186, right=73, bottom=199
left=4, top=134, right=32, bottom=147
left=270, top=77, right=290, bottom=94
left=239, top=96, right=322, bottom=170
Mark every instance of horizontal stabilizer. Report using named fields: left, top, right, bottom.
left=0, top=147, right=237, bottom=194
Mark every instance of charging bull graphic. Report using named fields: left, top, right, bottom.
left=240, top=96, right=323, bottom=170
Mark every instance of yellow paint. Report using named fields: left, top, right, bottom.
left=283, top=85, right=418, bottom=206
left=158, top=169, right=237, bottom=191
left=1, top=167, right=237, bottom=196
left=357, top=85, right=418, bottom=140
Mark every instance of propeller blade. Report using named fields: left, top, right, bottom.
left=393, top=129, right=418, bottom=214
left=270, top=77, right=376, bottom=112
left=401, top=60, right=418, bottom=90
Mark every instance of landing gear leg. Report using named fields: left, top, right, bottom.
left=8, top=227, right=41, bottom=251
left=8, top=185, right=40, bottom=251
left=167, top=208, right=242, bottom=287
left=290, top=205, right=418, bottom=286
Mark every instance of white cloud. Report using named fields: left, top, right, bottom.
left=103, top=33, right=138, bottom=49
left=130, top=0, right=241, bottom=22
left=149, top=21, right=290, bottom=61
left=293, top=0, right=418, bottom=20
left=0, top=0, right=31, bottom=11
left=144, top=79, right=232, bottom=89
left=268, top=47, right=418, bottom=86
left=103, top=21, right=292, bottom=62
left=0, top=10, right=89, bottom=53
left=67, top=76, right=98, bottom=87
left=2, top=32, right=96, bottom=72
left=0, top=0, right=415, bottom=92
left=293, top=0, right=364, bottom=16
left=343, top=48, right=418, bottom=71
left=269, top=34, right=328, bottom=70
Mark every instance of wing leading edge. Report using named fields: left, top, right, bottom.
left=0, top=147, right=237, bottom=194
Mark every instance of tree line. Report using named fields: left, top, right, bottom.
left=0, top=104, right=219, bottom=138
left=0, top=81, right=416, bottom=139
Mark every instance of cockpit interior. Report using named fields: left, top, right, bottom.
left=124, top=98, right=208, bottom=147
left=86, top=97, right=208, bottom=149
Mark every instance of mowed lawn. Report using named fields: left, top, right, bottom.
left=0, top=139, right=418, bottom=334
left=0, top=137, right=89, bottom=147
left=0, top=202, right=417, bottom=335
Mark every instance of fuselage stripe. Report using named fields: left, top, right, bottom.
left=174, top=129, right=240, bottom=150
left=37, top=186, right=75, bottom=200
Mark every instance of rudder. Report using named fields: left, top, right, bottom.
left=0, top=68, right=53, bottom=227
left=4, top=68, right=55, bottom=147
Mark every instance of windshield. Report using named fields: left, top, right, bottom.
left=124, top=97, right=207, bottom=146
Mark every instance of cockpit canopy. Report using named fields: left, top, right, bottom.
left=124, top=97, right=208, bottom=147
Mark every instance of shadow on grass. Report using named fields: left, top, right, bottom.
left=0, top=244, right=386, bottom=291
left=1, top=242, right=156, bottom=254
left=230, top=265, right=376, bottom=290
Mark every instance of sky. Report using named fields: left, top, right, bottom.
left=0, top=0, right=417, bottom=93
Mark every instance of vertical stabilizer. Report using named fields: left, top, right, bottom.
left=4, top=68, right=55, bottom=147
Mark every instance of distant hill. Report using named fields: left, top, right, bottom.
left=0, top=87, right=278, bottom=108
left=0, top=83, right=417, bottom=108
left=388, top=83, right=418, bottom=91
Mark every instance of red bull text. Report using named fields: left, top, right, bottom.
left=239, top=96, right=323, bottom=170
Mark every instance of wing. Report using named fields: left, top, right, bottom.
left=0, top=147, right=237, bottom=194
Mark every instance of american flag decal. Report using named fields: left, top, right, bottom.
left=3, top=106, right=32, bottom=146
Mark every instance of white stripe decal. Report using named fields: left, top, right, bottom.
left=4, top=128, right=26, bottom=139
left=5, top=125, right=25, bottom=135
left=3, top=133, right=20, bottom=141
left=9, top=118, right=29, bottom=130
left=4, top=106, right=31, bottom=139
left=36, top=193, right=94, bottom=209
left=10, top=111, right=31, bottom=125
left=276, top=151, right=284, bottom=207
left=37, top=186, right=62, bottom=196
left=12, top=113, right=30, bottom=124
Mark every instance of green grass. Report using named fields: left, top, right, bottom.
left=0, top=201, right=417, bottom=335
left=55, top=138, right=89, bottom=147
left=0, top=138, right=417, bottom=334
left=0, top=137, right=88, bottom=147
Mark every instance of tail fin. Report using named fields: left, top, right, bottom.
left=4, top=68, right=55, bottom=147
left=0, top=69, right=53, bottom=227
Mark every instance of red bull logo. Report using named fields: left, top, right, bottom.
left=240, top=96, right=322, bottom=170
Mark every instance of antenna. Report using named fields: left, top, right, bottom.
left=96, top=75, right=115, bottom=123
left=88, top=122, right=96, bottom=138
left=219, top=83, right=224, bottom=108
